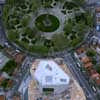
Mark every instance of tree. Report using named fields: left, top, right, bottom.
left=3, top=5, right=9, bottom=23
left=29, top=45, right=49, bottom=54
left=86, top=14, right=93, bottom=27
left=71, top=37, right=81, bottom=47
left=86, top=50, right=96, bottom=57
left=64, top=19, right=73, bottom=35
left=0, top=45, right=4, bottom=49
left=42, top=0, right=53, bottom=8
left=31, top=0, right=40, bottom=11
left=8, top=29, right=19, bottom=41
left=95, top=65, right=100, bottom=74
left=72, top=0, right=85, bottom=5
left=52, top=33, right=68, bottom=51
left=1, top=60, right=17, bottom=75
left=21, top=16, right=30, bottom=27
left=6, top=0, right=24, bottom=6
left=24, top=27, right=33, bottom=35
left=75, top=21, right=86, bottom=33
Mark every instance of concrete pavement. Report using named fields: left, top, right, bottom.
left=62, top=53, right=97, bottom=100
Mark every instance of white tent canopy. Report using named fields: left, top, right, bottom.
left=34, top=60, right=70, bottom=86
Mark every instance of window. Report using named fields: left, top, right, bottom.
left=43, top=88, right=54, bottom=94
left=60, top=78, right=67, bottom=82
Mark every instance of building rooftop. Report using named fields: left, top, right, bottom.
left=29, top=58, right=86, bottom=100
left=33, top=60, right=70, bottom=86
left=76, top=46, right=100, bottom=85
left=76, top=48, right=85, bottom=55
left=81, top=56, right=91, bottom=64
left=96, top=7, right=100, bottom=13
left=91, top=73, right=100, bottom=85
left=84, top=62, right=93, bottom=69
left=14, top=53, right=25, bottom=64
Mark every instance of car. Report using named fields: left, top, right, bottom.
left=76, top=62, right=81, bottom=68
left=91, top=86, right=97, bottom=92
left=15, top=49, right=20, bottom=53
left=74, top=52, right=78, bottom=58
left=4, top=42, right=10, bottom=48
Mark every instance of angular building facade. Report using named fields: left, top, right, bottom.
left=30, top=60, right=70, bottom=95
left=29, top=58, right=86, bottom=100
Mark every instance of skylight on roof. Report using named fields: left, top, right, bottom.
left=46, top=64, right=52, bottom=71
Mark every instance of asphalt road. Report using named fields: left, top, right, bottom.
left=0, top=19, right=7, bottom=45
left=0, top=2, right=100, bottom=100
left=62, top=53, right=97, bottom=100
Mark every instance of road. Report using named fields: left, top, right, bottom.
left=62, top=53, right=97, bottom=100
left=0, top=19, right=7, bottom=45
left=0, top=1, right=99, bottom=100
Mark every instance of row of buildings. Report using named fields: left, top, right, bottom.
left=75, top=47, right=100, bottom=86
left=0, top=47, right=25, bottom=100
left=90, top=5, right=100, bottom=53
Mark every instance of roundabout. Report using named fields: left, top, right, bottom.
left=3, top=0, right=93, bottom=55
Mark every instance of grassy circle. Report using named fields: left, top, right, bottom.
left=63, top=1, right=79, bottom=10
left=35, top=14, right=60, bottom=32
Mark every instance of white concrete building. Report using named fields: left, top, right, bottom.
left=30, top=60, right=70, bottom=95
left=0, top=0, right=6, bottom=4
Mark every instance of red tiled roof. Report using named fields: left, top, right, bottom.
left=91, top=73, right=100, bottom=85
left=76, top=48, right=85, bottom=55
left=81, top=57, right=91, bottom=64
left=90, top=69, right=97, bottom=75
left=14, top=53, right=24, bottom=64
left=96, top=7, right=100, bottom=13
left=84, top=62, right=93, bottom=69
left=91, top=73, right=100, bottom=78
left=0, top=95, right=5, bottom=100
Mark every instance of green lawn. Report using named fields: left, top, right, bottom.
left=1, top=60, right=17, bottom=76
left=35, top=14, right=60, bottom=32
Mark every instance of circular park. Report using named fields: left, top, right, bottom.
left=35, top=14, right=60, bottom=32
left=3, top=0, right=93, bottom=55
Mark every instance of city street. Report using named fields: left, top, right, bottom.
left=0, top=0, right=100, bottom=100
left=0, top=19, right=7, bottom=45
left=62, top=53, right=97, bottom=100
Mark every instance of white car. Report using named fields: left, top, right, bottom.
left=4, top=42, right=10, bottom=48
left=92, top=86, right=97, bottom=92
left=15, top=49, right=20, bottom=53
